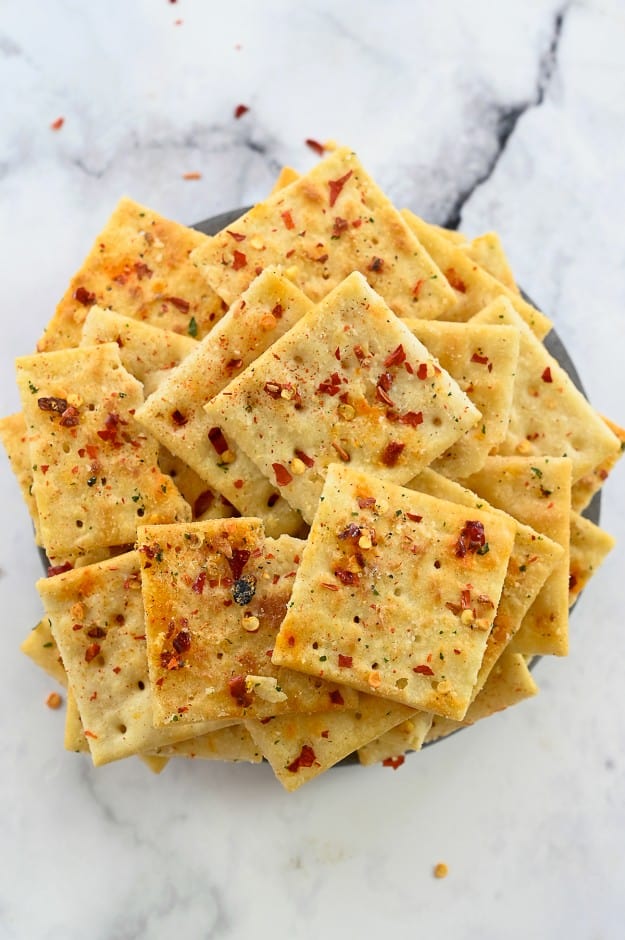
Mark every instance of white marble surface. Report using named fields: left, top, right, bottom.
left=1, top=1, right=624, bottom=937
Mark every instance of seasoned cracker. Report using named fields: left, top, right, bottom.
left=37, top=197, right=226, bottom=351
left=463, top=232, right=519, bottom=294
left=144, top=724, right=263, bottom=763
left=80, top=306, right=197, bottom=395
left=472, top=298, right=622, bottom=484
left=136, top=267, right=311, bottom=537
left=192, top=147, right=456, bottom=319
left=20, top=619, right=67, bottom=686
left=402, top=210, right=552, bottom=338
left=425, top=649, right=538, bottom=742
left=409, top=468, right=563, bottom=696
left=246, top=694, right=415, bottom=791
left=0, top=411, right=42, bottom=543
left=208, top=272, right=480, bottom=524
left=139, top=519, right=358, bottom=725
left=569, top=512, right=615, bottom=606
left=571, top=416, right=625, bottom=512
left=16, top=344, right=190, bottom=556
left=157, top=447, right=237, bottom=522
left=37, top=552, right=227, bottom=765
left=357, top=712, right=433, bottom=766
left=404, top=319, right=520, bottom=477
left=463, top=456, right=572, bottom=656
left=272, top=464, right=516, bottom=720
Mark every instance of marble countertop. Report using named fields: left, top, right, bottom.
left=1, top=2, right=624, bottom=937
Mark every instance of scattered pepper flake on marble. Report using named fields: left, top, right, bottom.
left=234, top=104, right=250, bottom=119
left=182, top=171, right=202, bottom=180
left=50, top=117, right=65, bottom=131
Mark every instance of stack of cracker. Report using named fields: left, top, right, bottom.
left=3, top=147, right=622, bottom=791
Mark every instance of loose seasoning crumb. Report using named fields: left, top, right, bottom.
left=50, top=117, right=65, bottom=131
left=182, top=172, right=202, bottom=180
left=433, top=862, right=449, bottom=879
left=46, top=691, right=63, bottom=710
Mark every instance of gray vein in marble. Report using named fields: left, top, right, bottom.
left=443, top=3, right=570, bottom=229
left=0, top=33, right=22, bottom=57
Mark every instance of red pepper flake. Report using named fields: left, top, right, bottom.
left=332, top=217, right=349, bottom=238
left=208, top=426, right=229, bottom=455
left=417, top=362, right=429, bottom=380
left=38, top=396, right=68, bottom=414
left=281, top=210, right=295, bottom=230
left=321, top=729, right=329, bottom=739
left=339, top=522, right=361, bottom=541
left=50, top=116, right=65, bottom=131
left=412, top=279, right=425, bottom=298
left=569, top=573, right=578, bottom=591
left=376, top=379, right=395, bottom=407
left=171, top=409, right=187, bottom=427
left=191, top=571, right=206, bottom=594
left=232, top=250, right=247, bottom=270
left=329, top=689, right=344, bottom=705
left=59, top=405, right=80, bottom=428
left=334, top=347, right=341, bottom=361
left=47, top=562, right=73, bottom=577
left=321, top=582, right=339, bottom=591
left=172, top=629, right=191, bottom=653
left=406, top=513, right=423, bottom=523
left=471, top=352, right=490, bottom=366
left=234, top=104, right=250, bottom=119
left=381, top=441, right=405, bottom=467
left=542, top=366, right=553, bottom=383
left=287, top=744, right=316, bottom=773
left=383, top=755, right=405, bottom=770
left=317, top=372, right=342, bottom=396
left=40, top=465, right=49, bottom=475
left=234, top=479, right=244, bottom=489
left=352, top=218, right=363, bottom=228
left=226, top=549, right=251, bottom=581
left=227, top=230, right=246, bottom=242
left=182, top=172, right=202, bottom=180
left=331, top=441, right=350, bottom=462
left=87, top=626, right=106, bottom=638
left=272, top=462, right=293, bottom=486
left=305, top=138, right=325, bottom=156
left=445, top=267, right=467, bottom=293
left=294, top=449, right=315, bottom=468
left=413, top=664, right=434, bottom=676
left=334, top=568, right=359, bottom=586
left=368, top=256, right=385, bottom=273
left=338, top=654, right=353, bottom=668
left=226, top=357, right=243, bottom=371
left=165, top=296, right=190, bottom=313
left=328, top=170, right=353, bottom=207
left=399, top=411, right=423, bottom=428
left=272, top=303, right=283, bottom=318
left=84, top=730, right=98, bottom=740
left=461, top=588, right=472, bottom=610
left=134, top=261, right=152, bottom=280
left=455, top=520, right=486, bottom=557
left=74, top=286, right=96, bottom=306
left=384, top=345, right=406, bottom=368
left=228, top=675, right=252, bottom=707
left=84, top=643, right=101, bottom=663
left=263, top=381, right=282, bottom=399
left=358, top=496, right=376, bottom=509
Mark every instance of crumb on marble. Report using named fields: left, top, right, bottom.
left=433, top=862, right=449, bottom=879
left=46, top=691, right=63, bottom=710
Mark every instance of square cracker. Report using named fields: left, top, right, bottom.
left=138, top=518, right=358, bottom=726
left=136, top=267, right=311, bottom=537
left=272, top=464, right=516, bottom=720
left=401, top=210, right=552, bottom=338
left=357, top=712, right=433, bottom=766
left=463, top=232, right=519, bottom=294
left=16, top=343, right=190, bottom=557
left=425, top=649, right=538, bottom=742
left=246, top=694, right=416, bottom=791
left=80, top=307, right=197, bottom=396
left=208, top=272, right=480, bottom=524
left=571, top=416, right=625, bottom=512
left=462, top=456, right=572, bottom=656
left=408, top=468, right=563, bottom=697
left=404, top=319, right=520, bottom=478
left=37, top=197, right=226, bottom=351
left=0, top=411, right=43, bottom=544
left=191, top=146, right=456, bottom=319
left=37, top=552, right=228, bottom=766
left=568, top=511, right=615, bottom=606
left=472, top=298, right=622, bottom=484
left=20, top=619, right=67, bottom=687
